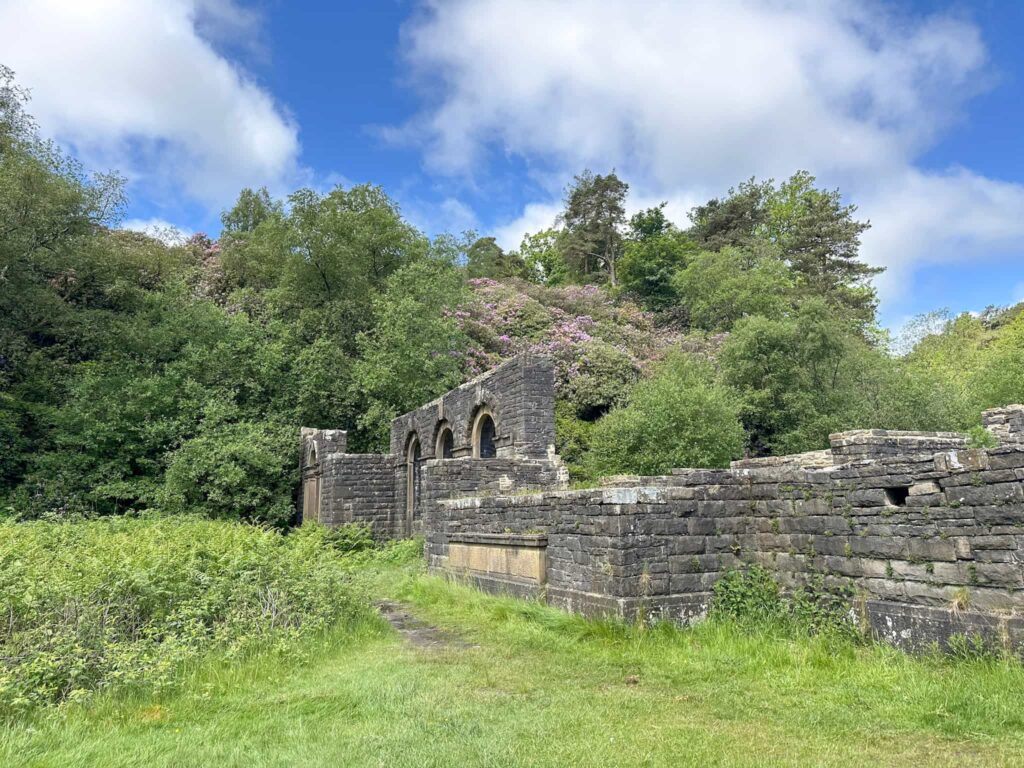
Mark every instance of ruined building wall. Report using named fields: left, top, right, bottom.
left=300, top=355, right=564, bottom=539
left=429, top=418, right=1024, bottom=652
left=389, top=353, right=557, bottom=461
left=299, top=355, right=1024, bottom=653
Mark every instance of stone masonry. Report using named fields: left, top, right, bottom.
left=301, top=354, right=1024, bottom=653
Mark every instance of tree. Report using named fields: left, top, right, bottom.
left=516, top=229, right=568, bottom=285
left=465, top=236, right=526, bottom=279
left=220, top=187, right=281, bottom=234
left=767, top=171, right=879, bottom=323
left=619, top=204, right=696, bottom=310
left=719, top=300, right=872, bottom=454
left=351, top=259, right=471, bottom=450
left=557, top=170, right=628, bottom=285
left=280, top=184, right=426, bottom=311
left=585, top=352, right=745, bottom=475
left=688, top=178, right=772, bottom=250
left=673, top=247, right=792, bottom=330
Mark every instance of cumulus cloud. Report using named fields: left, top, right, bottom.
left=0, top=0, right=302, bottom=211
left=397, top=0, right=1024, bottom=308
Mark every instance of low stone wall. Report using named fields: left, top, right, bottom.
left=985, top=406, right=1024, bottom=446
left=422, top=456, right=566, bottom=559
left=432, top=445, right=1024, bottom=652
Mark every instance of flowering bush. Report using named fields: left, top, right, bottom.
left=452, top=279, right=684, bottom=414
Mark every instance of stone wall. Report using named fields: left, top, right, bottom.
left=389, top=354, right=557, bottom=461
left=317, top=453, right=397, bottom=536
left=828, top=429, right=967, bottom=462
left=299, top=356, right=1024, bottom=655
left=984, top=405, right=1024, bottom=446
left=431, top=444, right=1024, bottom=652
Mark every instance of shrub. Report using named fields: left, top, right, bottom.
left=585, top=352, right=744, bottom=476
left=161, top=421, right=297, bottom=526
left=0, top=517, right=374, bottom=715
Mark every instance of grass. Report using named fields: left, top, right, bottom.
left=3, top=557, right=1024, bottom=767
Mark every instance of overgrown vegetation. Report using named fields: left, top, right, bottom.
left=0, top=517, right=388, bottom=715
left=2, top=63, right=1022, bottom=512
left=5, top=565, right=1023, bottom=767
left=710, top=566, right=860, bottom=641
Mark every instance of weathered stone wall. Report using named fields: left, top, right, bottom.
left=317, top=453, right=397, bottom=536
left=828, top=429, right=967, bottom=462
left=422, top=457, right=567, bottom=556
left=984, top=405, right=1024, bottom=446
left=432, top=444, right=1024, bottom=651
left=389, top=354, right=557, bottom=461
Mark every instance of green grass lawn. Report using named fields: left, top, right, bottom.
left=4, top=561, right=1024, bottom=767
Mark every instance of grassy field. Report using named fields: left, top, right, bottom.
left=3, top=556, right=1024, bottom=768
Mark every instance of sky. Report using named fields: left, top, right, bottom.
left=0, top=0, right=1022, bottom=328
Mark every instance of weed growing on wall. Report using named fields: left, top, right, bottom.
left=710, top=566, right=860, bottom=640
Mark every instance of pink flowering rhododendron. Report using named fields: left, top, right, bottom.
left=447, top=279, right=685, bottom=412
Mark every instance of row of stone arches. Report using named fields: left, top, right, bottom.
left=403, top=408, right=498, bottom=535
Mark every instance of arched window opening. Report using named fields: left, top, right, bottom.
left=474, top=413, right=497, bottom=459
left=436, top=427, right=454, bottom=459
left=405, top=435, right=422, bottom=536
left=307, top=443, right=318, bottom=466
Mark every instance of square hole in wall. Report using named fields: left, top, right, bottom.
left=884, top=486, right=910, bottom=507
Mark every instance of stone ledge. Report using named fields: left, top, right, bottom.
left=448, top=532, right=548, bottom=547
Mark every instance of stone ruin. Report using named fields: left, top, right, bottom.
left=300, top=354, right=1024, bottom=653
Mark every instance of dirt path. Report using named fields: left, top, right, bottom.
left=374, top=600, right=479, bottom=651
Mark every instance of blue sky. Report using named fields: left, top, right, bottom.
left=1, top=0, right=1022, bottom=328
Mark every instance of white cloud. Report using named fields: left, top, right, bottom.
left=493, top=201, right=561, bottom=250
left=860, top=168, right=1024, bottom=297
left=120, top=218, right=192, bottom=244
left=398, top=0, right=1024, bottom=308
left=401, top=195, right=481, bottom=237
left=0, top=0, right=302, bottom=211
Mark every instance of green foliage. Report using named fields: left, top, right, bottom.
left=554, top=400, right=596, bottom=483
left=710, top=566, right=785, bottom=626
left=619, top=217, right=695, bottom=310
left=0, top=517, right=374, bottom=714
left=562, top=339, right=641, bottom=419
left=711, top=566, right=858, bottom=640
left=557, top=170, right=628, bottom=285
left=352, top=259, right=471, bottom=449
left=161, top=421, right=298, bottom=526
left=514, top=228, right=568, bottom=285
left=586, top=352, right=744, bottom=475
left=465, top=236, right=526, bottom=279
left=673, top=247, right=792, bottom=330
left=716, top=300, right=963, bottom=454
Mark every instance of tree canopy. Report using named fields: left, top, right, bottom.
left=1, top=67, right=1019, bottom=519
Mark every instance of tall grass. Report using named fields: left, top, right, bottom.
left=0, top=516, right=380, bottom=715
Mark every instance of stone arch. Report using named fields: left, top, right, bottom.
left=306, top=442, right=318, bottom=467
left=462, top=389, right=505, bottom=445
left=404, top=432, right=422, bottom=536
left=470, top=407, right=498, bottom=459
left=434, top=421, right=454, bottom=459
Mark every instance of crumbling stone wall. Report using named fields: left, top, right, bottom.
left=984, top=406, right=1024, bottom=446
left=300, top=354, right=563, bottom=540
left=431, top=437, right=1024, bottom=652
left=300, top=354, right=1024, bottom=654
